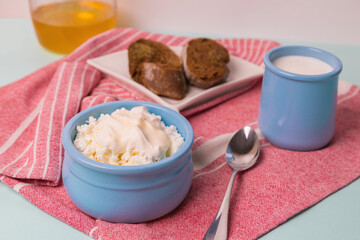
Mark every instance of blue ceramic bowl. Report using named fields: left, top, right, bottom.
left=62, top=101, right=194, bottom=223
left=258, top=46, right=342, bottom=151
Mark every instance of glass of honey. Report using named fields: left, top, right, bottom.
left=29, top=0, right=116, bottom=54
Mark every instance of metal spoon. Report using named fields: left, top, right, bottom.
left=203, top=126, right=260, bottom=240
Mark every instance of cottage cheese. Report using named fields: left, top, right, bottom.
left=74, top=106, right=184, bottom=166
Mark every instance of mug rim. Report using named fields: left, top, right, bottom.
left=264, top=45, right=343, bottom=81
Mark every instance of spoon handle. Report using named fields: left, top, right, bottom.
left=203, top=170, right=238, bottom=240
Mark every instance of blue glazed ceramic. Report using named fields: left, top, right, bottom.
left=62, top=101, right=194, bottom=223
left=258, top=46, right=342, bottom=151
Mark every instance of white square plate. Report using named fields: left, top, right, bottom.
left=87, top=47, right=264, bottom=111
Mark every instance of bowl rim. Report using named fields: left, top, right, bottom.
left=264, top=45, right=342, bottom=81
left=62, top=101, right=194, bottom=174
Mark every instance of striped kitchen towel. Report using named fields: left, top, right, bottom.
left=1, top=28, right=360, bottom=240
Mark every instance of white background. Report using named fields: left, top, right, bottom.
left=0, top=0, right=359, bottom=45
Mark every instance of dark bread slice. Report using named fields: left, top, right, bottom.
left=139, top=63, right=187, bottom=100
left=128, top=39, right=187, bottom=99
left=182, top=38, right=230, bottom=89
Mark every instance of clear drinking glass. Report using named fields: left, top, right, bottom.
left=29, top=0, right=116, bottom=54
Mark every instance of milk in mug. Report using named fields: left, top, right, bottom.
left=272, top=55, right=333, bottom=75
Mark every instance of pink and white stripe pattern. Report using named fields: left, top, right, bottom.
left=1, top=28, right=360, bottom=240
left=0, top=62, right=101, bottom=185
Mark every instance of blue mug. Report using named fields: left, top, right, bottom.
left=258, top=46, right=342, bottom=151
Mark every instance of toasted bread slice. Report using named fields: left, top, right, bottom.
left=128, top=39, right=187, bottom=99
left=139, top=63, right=187, bottom=100
left=182, top=38, right=230, bottom=89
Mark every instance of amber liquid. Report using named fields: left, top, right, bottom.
left=31, top=1, right=116, bottom=54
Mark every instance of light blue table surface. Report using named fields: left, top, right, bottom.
left=0, top=18, right=359, bottom=240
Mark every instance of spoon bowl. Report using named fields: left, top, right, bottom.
left=226, top=126, right=260, bottom=171
left=204, top=126, right=260, bottom=240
